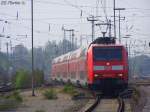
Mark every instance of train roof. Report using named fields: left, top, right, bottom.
left=52, top=44, right=127, bottom=64
left=90, top=44, right=125, bottom=47
left=52, top=52, right=71, bottom=64
left=52, top=47, right=87, bottom=64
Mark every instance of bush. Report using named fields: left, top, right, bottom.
left=5, top=91, right=23, bottom=102
left=11, top=91, right=23, bottom=102
left=33, top=69, right=44, bottom=87
left=14, top=69, right=31, bottom=89
left=43, top=89, right=57, bottom=100
left=62, top=84, right=77, bottom=95
left=13, top=69, right=45, bottom=89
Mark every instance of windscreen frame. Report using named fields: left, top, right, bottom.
left=93, top=46, right=123, bottom=61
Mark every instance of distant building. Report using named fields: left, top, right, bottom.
left=12, top=44, right=30, bottom=71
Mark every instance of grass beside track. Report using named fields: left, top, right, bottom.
left=0, top=91, right=22, bottom=111
left=43, top=88, right=57, bottom=100
left=63, top=99, right=89, bottom=112
left=130, top=86, right=147, bottom=112
left=61, top=84, right=78, bottom=96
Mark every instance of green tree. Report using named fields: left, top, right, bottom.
left=14, top=69, right=31, bottom=89
left=34, top=69, right=44, bottom=86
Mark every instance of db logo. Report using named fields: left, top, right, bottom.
left=106, top=62, right=110, bottom=65
left=105, top=66, right=111, bottom=70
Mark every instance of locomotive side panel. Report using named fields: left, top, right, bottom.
left=87, top=46, right=94, bottom=84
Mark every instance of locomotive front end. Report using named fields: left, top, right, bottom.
left=87, top=44, right=128, bottom=92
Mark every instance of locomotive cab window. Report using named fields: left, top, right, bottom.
left=93, top=47, right=122, bottom=61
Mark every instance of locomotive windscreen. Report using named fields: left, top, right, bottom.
left=93, top=47, right=122, bottom=61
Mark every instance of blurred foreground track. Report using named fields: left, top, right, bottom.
left=0, top=83, right=13, bottom=93
left=129, top=79, right=150, bottom=86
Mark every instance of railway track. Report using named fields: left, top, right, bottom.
left=117, top=97, right=125, bottom=112
left=81, top=89, right=133, bottom=112
left=0, top=85, right=13, bottom=93
left=84, top=94, right=101, bottom=112
left=129, top=79, right=150, bottom=86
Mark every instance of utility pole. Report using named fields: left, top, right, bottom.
left=6, top=42, right=9, bottom=83
left=75, top=37, right=77, bottom=48
left=115, top=8, right=125, bottom=43
left=113, top=0, right=116, bottom=38
left=128, top=41, right=131, bottom=57
left=6, top=42, right=9, bottom=58
left=10, top=40, right=12, bottom=54
left=0, top=35, right=4, bottom=52
left=62, top=27, right=66, bottom=54
left=65, top=29, right=74, bottom=50
left=87, top=16, right=98, bottom=42
left=108, top=20, right=112, bottom=37
left=62, top=28, right=75, bottom=51
left=69, top=30, right=72, bottom=49
left=31, top=0, right=35, bottom=96
left=64, top=30, right=66, bottom=53
left=80, top=35, right=82, bottom=46
left=122, top=36, right=130, bottom=51
left=71, top=29, right=74, bottom=50
left=119, top=9, right=121, bottom=43
left=0, top=38, right=1, bottom=52
left=9, top=40, right=12, bottom=66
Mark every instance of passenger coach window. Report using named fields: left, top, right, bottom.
left=80, top=49, right=86, bottom=57
left=63, top=73, right=66, bottom=78
left=71, top=72, right=76, bottom=79
left=80, top=71, right=85, bottom=80
left=93, top=47, right=122, bottom=61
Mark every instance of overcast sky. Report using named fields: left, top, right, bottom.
left=0, top=0, right=150, bottom=54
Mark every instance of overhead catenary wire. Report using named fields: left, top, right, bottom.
left=0, top=11, right=91, bottom=29
left=63, top=0, right=93, bottom=16
left=96, top=0, right=100, bottom=16
left=31, top=0, right=150, bottom=11
left=0, top=19, right=81, bottom=41
left=100, top=0, right=108, bottom=23
left=0, top=13, right=90, bottom=28
left=0, top=0, right=150, bottom=43
left=0, top=17, right=63, bottom=37
left=0, top=13, right=149, bottom=42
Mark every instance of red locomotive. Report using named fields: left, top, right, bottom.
left=51, top=37, right=128, bottom=92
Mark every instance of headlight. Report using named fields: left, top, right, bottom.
left=118, top=74, right=123, bottom=77
left=94, top=74, right=99, bottom=77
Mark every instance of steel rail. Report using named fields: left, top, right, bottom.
left=84, top=95, right=101, bottom=112
left=117, top=97, right=125, bottom=112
